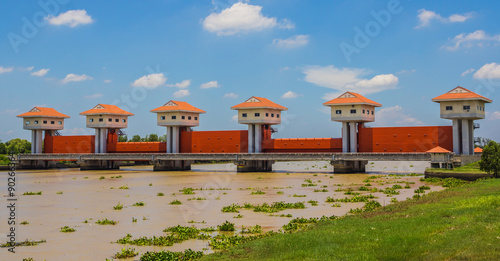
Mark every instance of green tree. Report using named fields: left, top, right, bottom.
left=5, top=138, right=31, bottom=154
left=159, top=135, right=167, bottom=142
left=479, top=140, right=500, bottom=177
left=118, top=135, right=128, bottom=142
left=130, top=135, right=141, bottom=142
left=0, top=140, right=6, bottom=154
left=148, top=134, right=159, bottom=142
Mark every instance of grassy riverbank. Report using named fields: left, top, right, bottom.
left=203, top=178, right=500, bottom=260
left=426, top=162, right=487, bottom=174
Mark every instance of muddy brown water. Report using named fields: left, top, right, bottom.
left=0, top=161, right=441, bottom=261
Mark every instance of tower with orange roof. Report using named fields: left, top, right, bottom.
left=80, top=104, right=134, bottom=153
left=150, top=100, right=206, bottom=153
left=432, top=86, right=492, bottom=155
left=17, top=107, right=70, bottom=154
left=323, top=92, right=382, bottom=153
left=231, top=96, right=287, bottom=153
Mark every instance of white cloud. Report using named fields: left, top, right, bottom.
left=46, top=10, right=94, bottom=27
left=166, top=79, right=191, bottom=88
left=22, top=66, right=34, bottom=71
left=416, top=9, right=472, bottom=28
left=273, top=35, right=309, bottom=49
left=173, top=89, right=190, bottom=98
left=373, top=106, right=424, bottom=126
left=84, top=93, right=103, bottom=99
left=231, top=115, right=239, bottom=122
left=461, top=68, right=475, bottom=77
left=103, top=79, right=112, bottom=83
left=303, top=65, right=398, bottom=97
left=443, top=30, right=500, bottom=51
left=132, top=73, right=167, bottom=88
left=486, top=111, right=500, bottom=120
left=224, top=93, right=239, bottom=98
left=0, top=66, right=13, bottom=74
left=200, top=81, right=220, bottom=89
left=281, top=91, right=300, bottom=99
left=202, top=2, right=291, bottom=35
left=473, top=63, right=500, bottom=79
left=62, top=73, right=92, bottom=84
left=31, top=68, right=50, bottom=77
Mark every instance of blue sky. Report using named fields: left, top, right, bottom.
left=1, top=0, right=500, bottom=142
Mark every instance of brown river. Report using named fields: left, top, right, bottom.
left=0, top=161, right=441, bottom=260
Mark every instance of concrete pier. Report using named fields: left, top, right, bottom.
left=331, top=160, right=368, bottom=173
left=80, top=160, right=120, bottom=170
left=235, top=160, right=274, bottom=172
left=153, top=160, right=192, bottom=171
left=18, top=159, right=56, bottom=169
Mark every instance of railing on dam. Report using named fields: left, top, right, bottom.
left=17, top=152, right=431, bottom=162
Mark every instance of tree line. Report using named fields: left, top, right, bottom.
left=0, top=139, right=31, bottom=154
left=118, top=134, right=167, bottom=142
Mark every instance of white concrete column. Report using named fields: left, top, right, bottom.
left=349, top=122, right=357, bottom=153
left=461, top=120, right=470, bottom=155
left=100, top=128, right=107, bottom=153
left=342, top=122, right=349, bottom=153
left=31, top=130, right=36, bottom=153
left=255, top=124, right=262, bottom=153
left=248, top=124, right=254, bottom=153
left=166, top=127, right=172, bottom=153
left=468, top=119, right=474, bottom=155
left=172, top=126, right=180, bottom=153
left=95, top=128, right=101, bottom=153
left=452, top=119, right=460, bottom=154
left=36, top=130, right=43, bottom=154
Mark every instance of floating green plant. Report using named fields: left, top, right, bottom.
left=0, top=239, right=46, bottom=247
left=119, top=185, right=129, bottom=189
left=180, top=187, right=195, bottom=194
left=170, top=199, right=182, bottom=205
left=277, top=191, right=284, bottom=194
left=218, top=220, right=236, bottom=231
left=99, top=176, right=105, bottom=180
left=132, top=201, right=145, bottom=206
left=188, top=197, right=206, bottom=201
left=233, top=214, right=244, bottom=218
left=308, top=200, right=318, bottom=206
left=96, top=218, right=117, bottom=225
left=314, top=189, right=329, bottom=192
left=56, top=191, right=63, bottom=194
left=20, top=221, right=29, bottom=225
left=114, top=247, right=138, bottom=259
left=60, top=226, right=75, bottom=233
left=23, top=191, right=42, bottom=195
left=132, top=217, right=137, bottom=222
left=292, top=194, right=307, bottom=197
left=157, top=192, right=164, bottom=196
left=113, top=203, right=124, bottom=210
left=251, top=190, right=266, bottom=195
left=241, top=224, right=262, bottom=234
left=140, top=249, right=203, bottom=261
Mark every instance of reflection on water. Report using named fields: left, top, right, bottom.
left=0, top=161, right=440, bottom=260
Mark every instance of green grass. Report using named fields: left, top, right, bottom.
left=426, top=161, right=487, bottom=174
left=202, top=178, right=500, bottom=261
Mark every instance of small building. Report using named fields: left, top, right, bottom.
left=323, top=92, right=382, bottom=153
left=474, top=147, right=483, bottom=154
left=432, top=86, right=493, bottom=155
left=17, top=107, right=70, bottom=154
left=231, top=96, right=287, bottom=153
left=427, top=146, right=453, bottom=169
left=150, top=100, right=206, bottom=153
left=80, top=104, right=134, bottom=153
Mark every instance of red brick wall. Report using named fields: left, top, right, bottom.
left=358, top=126, right=453, bottom=152
left=44, top=135, right=94, bottom=153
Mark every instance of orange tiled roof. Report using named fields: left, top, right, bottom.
left=323, top=92, right=382, bottom=107
left=150, top=101, right=206, bottom=113
left=230, top=96, right=288, bottom=110
left=474, top=147, right=483, bottom=153
left=17, top=107, right=70, bottom=118
left=432, top=86, right=492, bottom=103
left=80, top=104, right=134, bottom=116
left=426, top=146, right=451, bottom=153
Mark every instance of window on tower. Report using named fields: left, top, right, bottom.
left=463, top=105, right=470, bottom=111
left=350, top=109, right=356, bottom=114
left=446, top=106, right=453, bottom=111
left=336, top=110, right=342, bottom=114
